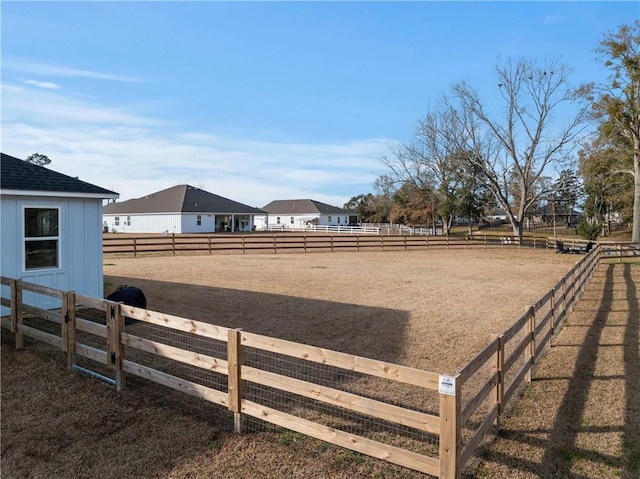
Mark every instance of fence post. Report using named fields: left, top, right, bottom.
left=107, top=302, right=125, bottom=391
left=172, top=233, right=176, bottom=256
left=133, top=237, right=137, bottom=257
left=550, top=285, right=556, bottom=344
left=11, top=279, right=24, bottom=349
left=67, top=291, right=77, bottom=370
left=526, top=306, right=535, bottom=382
left=61, top=291, right=69, bottom=354
left=496, top=334, right=505, bottom=418
left=439, top=373, right=461, bottom=479
left=228, top=328, right=244, bottom=433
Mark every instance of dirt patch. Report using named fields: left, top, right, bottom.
left=103, top=249, right=575, bottom=373
left=3, top=249, right=583, bottom=478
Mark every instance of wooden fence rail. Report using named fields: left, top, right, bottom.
left=0, top=244, right=608, bottom=478
left=103, top=233, right=570, bottom=257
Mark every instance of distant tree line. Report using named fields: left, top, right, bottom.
left=345, top=21, right=639, bottom=242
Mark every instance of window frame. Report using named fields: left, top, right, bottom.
left=22, top=206, right=61, bottom=272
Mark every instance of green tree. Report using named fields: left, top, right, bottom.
left=25, top=153, right=52, bottom=166
left=578, top=134, right=634, bottom=238
left=344, top=193, right=377, bottom=223
left=580, top=21, right=640, bottom=242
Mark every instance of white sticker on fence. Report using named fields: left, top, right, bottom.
left=438, top=375, right=456, bottom=395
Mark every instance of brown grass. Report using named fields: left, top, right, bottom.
left=4, top=249, right=632, bottom=478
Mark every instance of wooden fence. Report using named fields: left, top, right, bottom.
left=0, top=245, right=604, bottom=478
left=104, top=233, right=568, bottom=257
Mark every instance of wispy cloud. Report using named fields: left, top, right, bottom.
left=1, top=82, right=389, bottom=207
left=5, top=58, right=142, bottom=83
left=23, top=79, right=62, bottom=90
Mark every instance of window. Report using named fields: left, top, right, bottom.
left=290, top=216, right=295, bottom=224
left=276, top=217, right=281, bottom=224
left=126, top=216, right=131, bottom=226
left=197, top=215, right=202, bottom=226
left=24, top=207, right=59, bottom=270
left=328, top=216, right=332, bottom=222
left=337, top=217, right=340, bottom=224
left=115, top=216, right=120, bottom=226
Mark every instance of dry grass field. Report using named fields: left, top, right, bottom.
left=4, top=249, right=635, bottom=478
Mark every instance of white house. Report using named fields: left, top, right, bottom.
left=0, top=153, right=119, bottom=310
left=260, top=199, right=358, bottom=230
left=103, top=184, right=265, bottom=233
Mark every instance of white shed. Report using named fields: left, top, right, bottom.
left=103, top=184, right=265, bottom=233
left=0, top=153, right=119, bottom=310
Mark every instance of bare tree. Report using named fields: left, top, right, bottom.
left=451, top=58, right=587, bottom=240
left=381, top=105, right=469, bottom=235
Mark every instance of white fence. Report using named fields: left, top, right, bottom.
left=267, top=224, right=381, bottom=235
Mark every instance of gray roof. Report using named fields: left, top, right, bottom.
left=262, top=199, right=353, bottom=215
left=1, top=153, right=118, bottom=198
left=104, top=185, right=265, bottom=215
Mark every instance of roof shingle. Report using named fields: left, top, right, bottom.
left=1, top=153, right=118, bottom=197
left=103, top=185, right=264, bottom=215
left=262, top=199, right=352, bottom=215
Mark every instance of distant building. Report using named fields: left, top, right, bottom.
left=103, top=185, right=265, bottom=233
left=0, top=153, right=118, bottom=310
left=259, top=199, right=358, bottom=230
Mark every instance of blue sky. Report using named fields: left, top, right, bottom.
left=2, top=1, right=638, bottom=207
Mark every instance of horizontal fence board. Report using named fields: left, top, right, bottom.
left=460, top=404, right=499, bottom=467
left=1, top=297, right=11, bottom=308
left=122, top=359, right=229, bottom=407
left=241, top=332, right=440, bottom=390
left=503, top=334, right=531, bottom=374
left=457, top=337, right=500, bottom=385
left=0, top=277, right=11, bottom=286
left=20, top=304, right=63, bottom=324
left=502, top=310, right=531, bottom=342
left=534, top=289, right=554, bottom=310
left=18, top=324, right=62, bottom=348
left=503, top=359, right=533, bottom=405
left=1, top=317, right=11, bottom=329
left=122, top=333, right=229, bottom=375
left=241, top=400, right=440, bottom=476
left=18, top=281, right=64, bottom=298
left=75, top=342, right=108, bottom=364
left=535, top=310, right=553, bottom=336
left=241, top=366, right=440, bottom=435
left=461, top=371, right=499, bottom=427
left=75, top=294, right=109, bottom=311
left=75, top=317, right=107, bottom=337
left=120, top=306, right=229, bottom=341
left=535, top=328, right=554, bottom=360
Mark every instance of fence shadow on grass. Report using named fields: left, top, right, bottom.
left=476, top=263, right=640, bottom=478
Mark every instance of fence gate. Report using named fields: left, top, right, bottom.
left=66, top=292, right=123, bottom=389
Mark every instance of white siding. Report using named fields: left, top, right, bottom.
left=267, top=213, right=349, bottom=227
left=104, top=213, right=182, bottom=233
left=1, top=195, right=105, bottom=312
left=181, top=213, right=217, bottom=233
